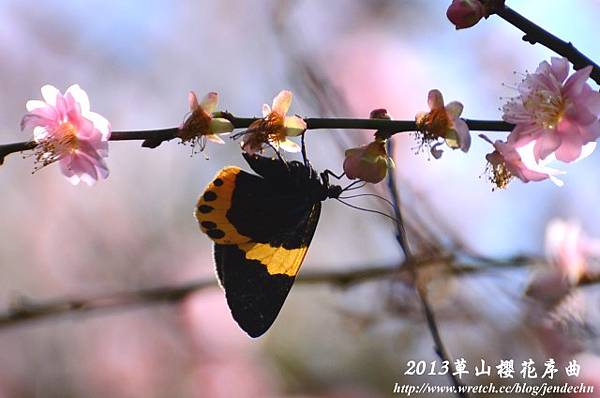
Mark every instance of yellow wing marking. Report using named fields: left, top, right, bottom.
left=238, top=242, right=308, bottom=277
left=195, top=167, right=252, bottom=245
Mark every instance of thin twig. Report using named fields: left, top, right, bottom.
left=386, top=137, right=469, bottom=397
left=494, top=5, right=600, bottom=85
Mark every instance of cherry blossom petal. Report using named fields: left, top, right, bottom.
left=445, top=101, right=463, bottom=118
left=72, top=117, right=97, bottom=140
left=206, top=134, right=225, bottom=144
left=453, top=118, right=470, bottom=152
left=555, top=133, right=583, bottom=163
left=272, top=90, right=292, bottom=115
left=533, top=133, right=561, bottom=162
left=517, top=142, right=566, bottom=186
left=278, top=138, right=301, bottom=153
left=518, top=167, right=552, bottom=182
left=41, top=85, right=60, bottom=106
left=343, top=140, right=392, bottom=183
left=427, top=89, right=444, bottom=110
left=430, top=143, right=444, bottom=159
left=85, top=111, right=111, bottom=140
left=283, top=116, right=307, bottom=137
left=563, top=66, right=593, bottom=97
left=89, top=139, right=109, bottom=157
left=563, top=100, right=597, bottom=125
left=66, top=84, right=90, bottom=114
left=60, top=154, right=98, bottom=186
left=200, top=92, right=218, bottom=114
left=261, top=104, right=271, bottom=118
left=444, top=130, right=460, bottom=149
left=188, top=91, right=199, bottom=111
left=75, top=145, right=109, bottom=180
left=576, top=141, right=597, bottom=163
left=507, top=124, right=541, bottom=146
left=21, top=112, right=54, bottom=131
left=54, top=94, right=69, bottom=121
left=550, top=57, right=569, bottom=83
left=579, top=86, right=600, bottom=114
left=26, top=100, right=49, bottom=112
left=33, top=126, right=48, bottom=141
left=545, top=219, right=587, bottom=283
left=94, top=159, right=110, bottom=180
left=209, top=118, right=234, bottom=134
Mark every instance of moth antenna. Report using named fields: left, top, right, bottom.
left=344, top=182, right=368, bottom=191
left=341, top=180, right=365, bottom=192
left=338, top=193, right=395, bottom=210
left=335, top=198, right=400, bottom=224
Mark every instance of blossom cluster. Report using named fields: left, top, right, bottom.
left=412, top=57, right=600, bottom=189
left=18, top=87, right=394, bottom=185
left=17, top=55, right=600, bottom=189
left=489, top=57, right=600, bottom=188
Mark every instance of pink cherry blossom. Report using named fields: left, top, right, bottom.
left=21, top=84, right=111, bottom=186
left=528, top=220, right=600, bottom=304
left=546, top=219, right=587, bottom=284
left=241, top=90, right=306, bottom=154
left=446, top=0, right=485, bottom=30
left=481, top=135, right=564, bottom=189
left=178, top=91, right=234, bottom=152
left=545, top=219, right=600, bottom=284
left=415, top=89, right=470, bottom=157
left=503, top=57, right=600, bottom=163
left=343, top=139, right=394, bottom=184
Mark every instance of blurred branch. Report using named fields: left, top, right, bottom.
left=0, top=118, right=512, bottom=164
left=494, top=5, right=600, bottom=84
left=0, top=254, right=542, bottom=330
left=386, top=137, right=469, bottom=397
left=4, top=251, right=599, bottom=331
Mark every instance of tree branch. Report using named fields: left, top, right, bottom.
left=494, top=5, right=600, bottom=85
left=0, top=261, right=418, bottom=329
left=0, top=254, right=540, bottom=331
left=0, top=118, right=513, bottom=165
left=1, top=252, right=597, bottom=332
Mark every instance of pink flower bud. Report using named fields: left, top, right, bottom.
left=343, top=140, right=394, bottom=184
left=446, top=0, right=485, bottom=29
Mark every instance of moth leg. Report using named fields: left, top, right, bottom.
left=322, top=169, right=345, bottom=180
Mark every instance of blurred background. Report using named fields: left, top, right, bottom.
left=1, top=0, right=600, bottom=396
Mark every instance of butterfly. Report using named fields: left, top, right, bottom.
left=195, top=151, right=342, bottom=337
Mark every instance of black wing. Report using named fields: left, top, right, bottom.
left=214, top=202, right=321, bottom=337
